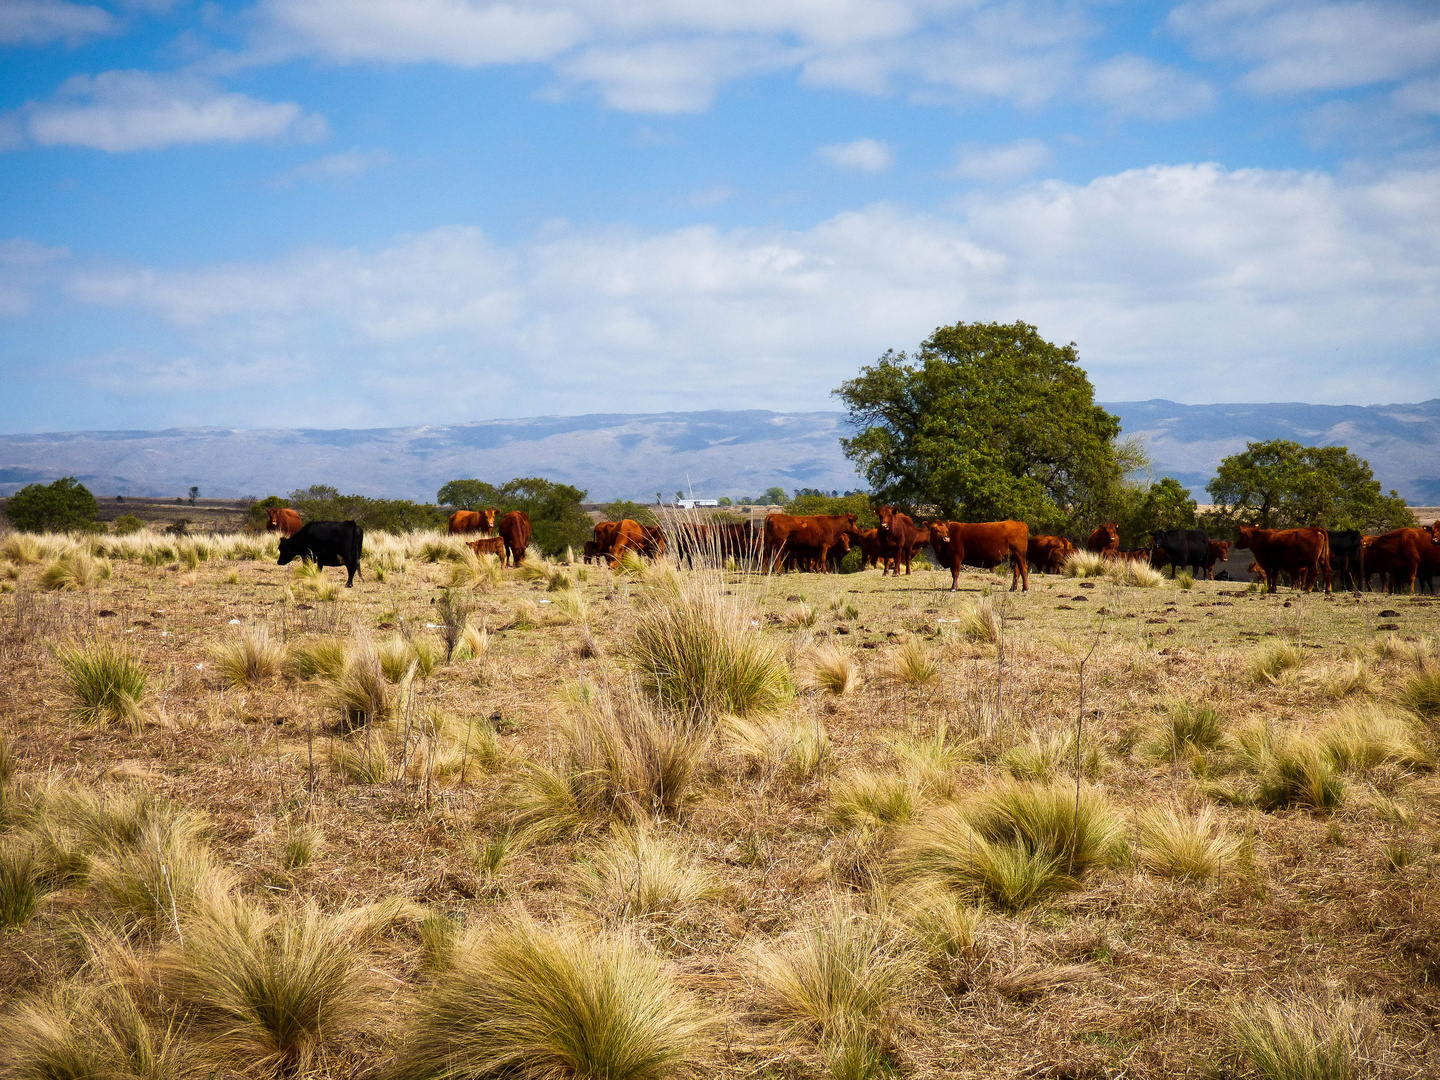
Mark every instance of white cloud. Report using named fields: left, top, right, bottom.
left=817, top=138, right=893, bottom=173
left=0, top=0, right=116, bottom=45
left=1087, top=54, right=1214, bottom=120
left=8, top=71, right=327, bottom=153
left=36, top=162, right=1440, bottom=417
left=1171, top=0, right=1440, bottom=95
left=953, top=139, right=1051, bottom=182
left=268, top=148, right=395, bottom=186
left=0, top=239, right=68, bottom=317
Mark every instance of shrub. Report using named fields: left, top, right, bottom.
left=1320, top=703, right=1433, bottom=773
left=569, top=825, right=718, bottom=921
left=1232, top=992, right=1379, bottom=1080
left=829, top=771, right=916, bottom=831
left=159, top=895, right=378, bottom=1075
left=4, top=477, right=99, bottom=532
left=1137, top=805, right=1237, bottom=882
left=806, top=644, right=860, bottom=696
left=112, top=514, right=144, bottom=535
left=390, top=914, right=712, bottom=1080
left=621, top=572, right=790, bottom=721
left=211, top=625, right=285, bottom=688
left=59, top=644, right=147, bottom=729
left=1146, top=699, right=1226, bottom=763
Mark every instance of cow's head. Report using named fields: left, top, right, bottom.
left=482, top=507, right=497, bottom=531
left=1213, top=540, right=1231, bottom=561
left=1428, top=520, right=1440, bottom=544
left=876, top=506, right=894, bottom=531
left=266, top=507, right=286, bottom=531
left=1237, top=525, right=1258, bottom=550
left=277, top=534, right=299, bottom=565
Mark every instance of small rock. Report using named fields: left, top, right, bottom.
left=835, top=626, right=851, bottom=635
left=1079, top=582, right=1096, bottom=589
left=1379, top=609, right=1400, bottom=618
left=1377, top=623, right=1401, bottom=631
left=1072, top=596, right=1089, bottom=602
left=377, top=621, right=396, bottom=629
left=97, top=609, right=116, bottom=617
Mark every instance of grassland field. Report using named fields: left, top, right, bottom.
left=0, top=526, right=1438, bottom=1080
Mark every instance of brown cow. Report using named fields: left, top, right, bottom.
left=467, top=536, right=505, bottom=557
left=1086, top=523, right=1119, bottom=555
left=594, top=519, right=647, bottom=568
left=876, top=505, right=918, bottom=576
left=498, top=510, right=531, bottom=566
left=581, top=540, right=600, bottom=564
left=932, top=520, right=1030, bottom=592
left=763, top=513, right=859, bottom=574
left=1203, top=540, right=1231, bottom=580
left=854, top=528, right=885, bottom=570
left=1237, top=525, right=1331, bottom=594
left=1362, top=528, right=1436, bottom=593
left=640, top=524, right=667, bottom=558
left=265, top=507, right=302, bottom=537
left=1026, top=534, right=1074, bottom=574
left=448, top=508, right=498, bottom=535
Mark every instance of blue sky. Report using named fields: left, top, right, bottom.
left=3, top=0, right=1439, bottom=433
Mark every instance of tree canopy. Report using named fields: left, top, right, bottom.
left=437, top=476, right=592, bottom=555
left=1205, top=439, right=1411, bottom=533
left=5, top=477, right=99, bottom=532
left=835, top=321, right=1123, bottom=530
left=601, top=500, right=657, bottom=526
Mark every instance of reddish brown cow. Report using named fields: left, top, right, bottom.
left=594, top=519, right=648, bottom=568
left=876, top=505, right=918, bottom=576
left=1237, top=526, right=1331, bottom=594
left=932, top=520, right=1030, bottom=592
left=467, top=536, right=505, bottom=557
left=1203, top=540, right=1231, bottom=580
left=854, top=528, right=885, bottom=570
left=1362, top=528, right=1437, bottom=593
left=640, top=524, right=667, bottom=558
left=763, top=513, right=859, bottom=573
left=448, top=508, right=498, bottom=535
left=497, top=510, right=531, bottom=566
left=581, top=540, right=600, bottom=564
left=265, top=507, right=302, bottom=537
left=1026, top=534, right=1074, bottom=574
left=1086, top=523, right=1119, bottom=555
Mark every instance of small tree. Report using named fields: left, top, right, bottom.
left=4, top=477, right=99, bottom=532
left=188, top=485, right=199, bottom=505
left=602, top=500, right=657, bottom=525
left=1206, top=440, right=1410, bottom=533
left=437, top=479, right=502, bottom=510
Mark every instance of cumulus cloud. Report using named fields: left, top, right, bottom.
left=1171, top=0, right=1440, bottom=95
left=7, top=70, right=327, bottom=152
left=23, top=162, right=1436, bottom=420
left=0, top=0, right=116, bottom=46
left=953, top=139, right=1051, bottom=182
left=817, top=138, right=893, bottom=173
left=1087, top=54, right=1214, bottom=120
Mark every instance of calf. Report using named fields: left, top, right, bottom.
left=467, top=536, right=505, bottom=558
left=277, top=520, right=363, bottom=587
left=1026, top=534, right=1074, bottom=574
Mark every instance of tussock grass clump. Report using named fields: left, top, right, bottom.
left=1002, top=730, right=1103, bottom=781
left=390, top=914, right=713, bottom=1080
left=894, top=885, right=982, bottom=965
left=965, top=780, right=1124, bottom=879
left=421, top=538, right=467, bottom=563
left=1252, top=642, right=1303, bottom=685
left=621, top=571, right=790, bottom=721
left=453, top=622, right=489, bottom=662
left=1137, top=805, right=1237, bottom=882
left=570, top=825, right=718, bottom=922
left=0, top=981, right=193, bottom=1080
left=890, top=723, right=966, bottom=799
left=210, top=624, right=285, bottom=687
left=953, top=596, right=1001, bottom=644
left=1, top=533, right=42, bottom=564
left=1175, top=569, right=1195, bottom=589
left=0, top=845, right=45, bottom=928
left=1399, top=662, right=1440, bottom=718
left=1063, top=551, right=1106, bottom=578
left=805, top=644, right=860, bottom=696
left=39, top=551, right=112, bottom=591
left=1232, top=992, right=1379, bottom=1080
left=1372, top=633, right=1435, bottom=666
left=87, top=814, right=230, bottom=939
left=325, top=643, right=395, bottom=727
left=450, top=550, right=504, bottom=590
left=754, top=902, right=919, bottom=1057
left=1320, top=703, right=1433, bottom=773
left=503, top=688, right=709, bottom=843
left=547, top=588, right=588, bottom=625
left=828, top=770, right=916, bottom=831
left=286, top=637, right=347, bottom=681
left=724, top=714, right=831, bottom=781
left=1317, top=658, right=1374, bottom=700
left=1236, top=724, right=1345, bottom=813
left=1108, top=558, right=1165, bottom=588
left=158, top=895, right=379, bottom=1075
left=281, top=824, right=324, bottom=871
left=615, top=548, right=649, bottom=576
left=783, top=603, right=817, bottom=629
left=328, top=733, right=389, bottom=785
left=1146, top=698, right=1226, bottom=763
left=59, top=643, right=147, bottom=729
left=877, top=638, right=939, bottom=689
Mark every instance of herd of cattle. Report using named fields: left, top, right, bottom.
left=261, top=505, right=1440, bottom=595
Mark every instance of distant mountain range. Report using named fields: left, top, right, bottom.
left=1, top=400, right=1437, bottom=505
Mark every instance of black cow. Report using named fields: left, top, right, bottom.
left=1327, top=529, right=1364, bottom=592
left=277, top=520, right=364, bottom=586
left=1151, top=529, right=1209, bottom=579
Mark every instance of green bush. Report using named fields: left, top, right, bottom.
left=5, top=477, right=99, bottom=532
left=601, top=500, right=658, bottom=526
left=111, top=514, right=144, bottom=535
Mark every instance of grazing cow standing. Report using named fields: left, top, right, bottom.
left=715, top=521, right=761, bottom=566
left=277, top=520, right=363, bottom=586
left=763, top=513, right=859, bottom=574
left=467, top=536, right=505, bottom=557
left=1150, top=529, right=1210, bottom=579
left=1363, top=528, right=1438, bottom=593
left=448, top=508, right=497, bottom=535
left=1087, top=523, right=1119, bottom=555
left=640, top=524, right=667, bottom=558
left=932, top=520, right=1029, bottom=592
left=854, top=528, right=885, bottom=570
left=1026, top=534, right=1074, bottom=574
left=498, top=511, right=531, bottom=566
left=875, top=505, right=918, bottom=576
left=1326, top=530, right=1364, bottom=592
left=265, top=507, right=302, bottom=537
left=594, top=519, right=648, bottom=568
left=1237, top=526, right=1331, bottom=594
left=1202, top=540, right=1231, bottom=580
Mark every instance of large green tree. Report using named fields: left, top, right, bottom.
left=1205, top=439, right=1410, bottom=532
left=835, top=321, right=1123, bottom=529
left=5, top=477, right=100, bottom=532
left=437, top=476, right=593, bottom=555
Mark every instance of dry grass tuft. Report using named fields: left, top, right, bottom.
left=889, top=723, right=967, bottom=799
left=783, top=603, right=818, bottom=629
left=1107, top=559, right=1165, bottom=588
left=210, top=624, right=285, bottom=687
left=952, top=596, right=1001, bottom=643
left=569, top=825, right=718, bottom=922
left=1146, top=698, right=1226, bottom=764
left=390, top=913, right=713, bottom=1080
left=1320, top=703, right=1433, bottom=773
left=1002, top=729, right=1103, bottom=782
left=0, top=844, right=44, bottom=928
left=893, top=885, right=982, bottom=965
left=325, top=643, right=395, bottom=727
left=286, top=637, right=347, bottom=681
left=805, top=644, right=861, bottom=696
left=1063, top=551, right=1107, bottom=578
left=1399, top=661, right=1440, bottom=719
left=39, top=551, right=112, bottom=591
left=1315, top=658, right=1374, bottom=700
left=724, top=713, right=831, bottom=781
left=1235, top=724, right=1345, bottom=813
left=1251, top=642, right=1303, bottom=685
left=1, top=533, right=42, bottom=564
left=877, top=638, right=939, bottom=689
left=86, top=812, right=231, bottom=939
left=828, top=770, right=916, bottom=831
left=450, top=550, right=504, bottom=590
left=59, top=643, right=148, bottom=730
left=1231, top=991, right=1380, bottom=1080
left=1137, top=804, right=1238, bottom=882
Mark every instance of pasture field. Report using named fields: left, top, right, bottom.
left=1, top=527, right=1439, bottom=1079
